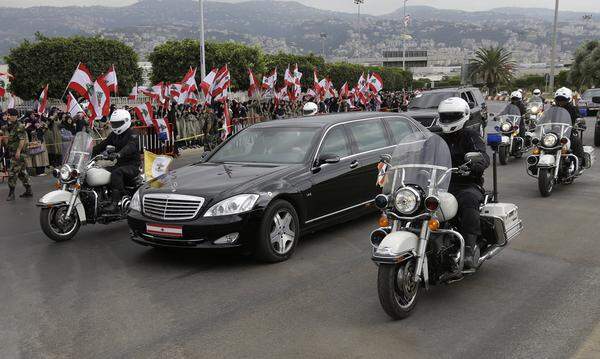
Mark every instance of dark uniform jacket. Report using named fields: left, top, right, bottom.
left=92, top=128, right=140, bottom=167
left=441, top=128, right=490, bottom=187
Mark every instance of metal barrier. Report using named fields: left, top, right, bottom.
left=133, top=126, right=175, bottom=155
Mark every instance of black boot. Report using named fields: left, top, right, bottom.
left=20, top=185, right=33, bottom=198
left=104, top=190, right=121, bottom=214
left=463, top=234, right=480, bottom=270
left=6, top=186, right=15, bottom=201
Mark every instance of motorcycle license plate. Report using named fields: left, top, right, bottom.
left=146, top=224, right=183, bottom=238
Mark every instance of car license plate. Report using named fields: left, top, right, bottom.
left=146, top=224, right=183, bottom=238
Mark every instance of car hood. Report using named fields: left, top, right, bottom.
left=141, top=162, right=298, bottom=200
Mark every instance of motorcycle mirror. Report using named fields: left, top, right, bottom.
left=464, top=152, right=483, bottom=163
left=592, top=96, right=600, bottom=104
left=106, top=145, right=116, bottom=154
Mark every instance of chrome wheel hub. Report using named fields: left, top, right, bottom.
left=270, top=210, right=295, bottom=255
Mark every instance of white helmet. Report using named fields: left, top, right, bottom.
left=302, top=102, right=318, bottom=116
left=437, top=97, right=470, bottom=134
left=533, top=89, right=541, bottom=96
left=510, top=91, right=522, bottom=100
left=109, top=109, right=132, bottom=135
left=554, top=87, right=573, bottom=103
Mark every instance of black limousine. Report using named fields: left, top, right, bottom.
left=128, top=112, right=429, bottom=262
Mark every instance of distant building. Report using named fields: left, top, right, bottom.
left=382, top=49, right=428, bottom=68
left=138, top=61, right=152, bottom=86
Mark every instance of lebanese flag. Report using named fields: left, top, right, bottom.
left=368, top=72, right=383, bottom=93
left=221, top=101, right=232, bottom=140
left=152, top=116, right=171, bottom=141
left=185, top=91, right=199, bottom=105
left=248, top=68, right=261, bottom=98
left=169, top=83, right=182, bottom=99
left=37, top=84, right=48, bottom=114
left=182, top=67, right=198, bottom=93
left=211, top=65, right=231, bottom=103
left=66, top=92, right=85, bottom=117
left=200, top=68, right=217, bottom=98
left=0, top=72, right=12, bottom=97
left=313, top=69, right=322, bottom=95
left=105, top=64, right=118, bottom=93
left=93, top=75, right=111, bottom=119
left=262, top=68, right=277, bottom=91
left=358, top=72, right=368, bottom=92
left=6, top=93, right=15, bottom=109
left=356, top=88, right=368, bottom=105
left=68, top=63, right=94, bottom=100
left=290, top=64, right=302, bottom=101
left=134, top=102, right=154, bottom=127
left=284, top=66, right=295, bottom=87
left=339, top=82, right=349, bottom=100
left=141, top=82, right=163, bottom=102
left=307, top=88, right=317, bottom=99
left=128, top=83, right=140, bottom=100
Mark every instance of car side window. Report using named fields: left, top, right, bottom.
left=460, top=92, right=469, bottom=102
left=384, top=118, right=414, bottom=143
left=347, top=120, right=389, bottom=153
left=319, top=126, right=351, bottom=158
left=466, top=91, right=476, bottom=103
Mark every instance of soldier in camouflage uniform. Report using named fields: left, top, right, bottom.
left=3, top=109, right=32, bottom=201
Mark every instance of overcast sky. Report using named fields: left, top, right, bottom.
left=1, top=0, right=599, bottom=14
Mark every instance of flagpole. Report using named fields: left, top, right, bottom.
left=199, top=0, right=207, bottom=79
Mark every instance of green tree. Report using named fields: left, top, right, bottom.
left=469, top=46, right=515, bottom=94
left=512, top=74, right=546, bottom=90
left=5, top=34, right=142, bottom=99
left=568, top=40, right=600, bottom=90
left=148, top=40, right=264, bottom=91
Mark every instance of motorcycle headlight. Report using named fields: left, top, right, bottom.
left=394, top=187, right=420, bottom=215
left=130, top=189, right=141, bottom=212
left=542, top=133, right=558, bottom=148
left=530, top=106, right=538, bottom=114
left=59, top=165, right=72, bottom=181
left=204, top=194, right=259, bottom=217
left=501, top=122, right=512, bottom=132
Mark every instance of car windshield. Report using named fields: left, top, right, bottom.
left=64, top=131, right=94, bottom=172
left=209, top=126, right=319, bottom=164
left=582, top=89, right=600, bottom=99
left=408, top=92, right=453, bottom=109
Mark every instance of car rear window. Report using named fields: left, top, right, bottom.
left=346, top=120, right=389, bottom=153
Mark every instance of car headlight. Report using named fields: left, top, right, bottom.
left=394, top=187, right=420, bottom=214
left=542, top=133, right=558, bottom=147
left=59, top=165, right=72, bottom=181
left=501, top=122, right=512, bottom=132
left=130, top=189, right=141, bottom=212
left=204, top=194, right=259, bottom=217
left=530, top=106, right=538, bottom=114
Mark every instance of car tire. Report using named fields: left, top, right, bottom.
left=254, top=200, right=299, bottom=263
left=594, top=122, right=600, bottom=147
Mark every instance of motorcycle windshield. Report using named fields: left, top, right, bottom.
left=497, top=104, right=521, bottom=126
left=536, top=106, right=572, bottom=139
left=64, top=132, right=94, bottom=172
left=384, top=131, right=452, bottom=197
left=499, top=104, right=521, bottom=116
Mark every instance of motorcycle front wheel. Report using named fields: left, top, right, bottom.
left=40, top=206, right=81, bottom=242
left=538, top=168, right=554, bottom=197
left=377, top=260, right=420, bottom=320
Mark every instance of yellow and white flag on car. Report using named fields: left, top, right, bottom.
left=144, top=150, right=173, bottom=181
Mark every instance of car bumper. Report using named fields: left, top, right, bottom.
left=127, top=209, right=263, bottom=249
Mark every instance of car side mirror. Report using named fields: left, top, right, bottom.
left=464, top=152, right=483, bottom=163
left=468, top=102, right=476, bottom=109
left=317, top=154, right=340, bottom=166
left=106, top=145, right=116, bottom=154
left=592, top=96, right=600, bottom=104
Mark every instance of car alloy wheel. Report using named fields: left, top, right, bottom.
left=270, top=209, right=295, bottom=255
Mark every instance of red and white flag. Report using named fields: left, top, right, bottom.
left=105, top=64, right=118, bottom=93
left=134, top=102, right=155, bottom=127
left=152, top=116, right=171, bottom=141
left=307, top=88, right=317, bottom=99
left=128, top=83, right=141, bottom=100
left=290, top=64, right=302, bottom=101
left=339, top=82, right=349, bottom=100
left=248, top=68, right=261, bottom=98
left=404, top=14, right=411, bottom=27
left=200, top=68, right=217, bottom=98
left=284, top=65, right=295, bottom=87
left=358, top=72, right=368, bottom=93
left=182, top=67, right=198, bottom=93
left=37, top=84, right=48, bottom=114
left=368, top=72, right=384, bottom=93
left=211, top=65, right=231, bottom=103
left=140, top=82, right=164, bottom=102
left=93, top=74, right=111, bottom=119
left=313, top=69, right=322, bottom=95
left=66, top=92, right=85, bottom=117
left=0, top=72, right=12, bottom=97
left=169, top=83, right=182, bottom=99
left=6, top=93, right=15, bottom=109
left=262, top=68, right=277, bottom=92
left=222, top=101, right=232, bottom=140
left=185, top=91, right=199, bottom=105
left=68, top=63, right=94, bottom=100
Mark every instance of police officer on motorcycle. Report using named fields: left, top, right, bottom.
left=92, top=109, right=140, bottom=214
left=553, top=87, right=586, bottom=168
left=437, top=97, right=490, bottom=269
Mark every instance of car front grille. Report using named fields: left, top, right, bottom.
left=142, top=193, right=205, bottom=221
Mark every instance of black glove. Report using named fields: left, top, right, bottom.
left=107, top=152, right=120, bottom=161
left=469, top=157, right=486, bottom=176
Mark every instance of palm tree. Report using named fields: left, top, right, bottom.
left=469, top=46, right=516, bottom=94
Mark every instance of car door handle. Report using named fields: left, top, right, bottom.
left=349, top=160, right=359, bottom=169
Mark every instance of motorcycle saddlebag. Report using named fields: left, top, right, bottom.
left=480, top=203, right=523, bottom=246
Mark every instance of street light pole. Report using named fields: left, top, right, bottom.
left=402, top=0, right=408, bottom=70
left=320, top=33, right=327, bottom=59
left=199, top=0, right=206, bottom=79
left=354, top=0, right=364, bottom=58
left=548, top=0, right=559, bottom=92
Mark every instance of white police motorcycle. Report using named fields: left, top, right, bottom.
left=38, top=132, right=142, bottom=241
left=495, top=104, right=530, bottom=165
left=371, top=131, right=523, bottom=319
left=526, top=107, right=594, bottom=197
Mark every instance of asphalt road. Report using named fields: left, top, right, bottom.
left=1, top=102, right=600, bottom=359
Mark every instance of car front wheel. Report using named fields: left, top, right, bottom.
left=254, top=200, right=299, bottom=263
